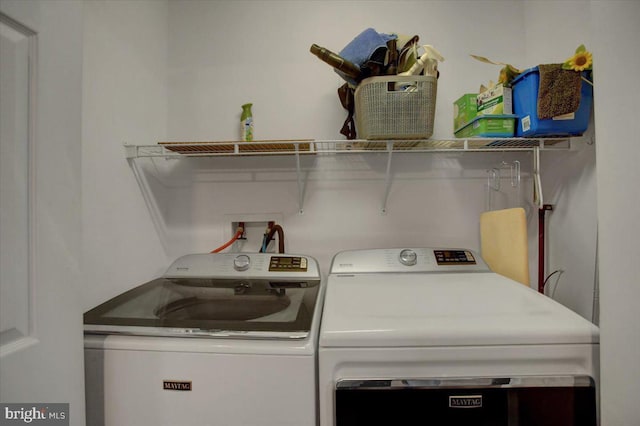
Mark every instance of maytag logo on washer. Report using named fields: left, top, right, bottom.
left=163, top=380, right=192, bottom=391
left=448, top=395, right=483, bottom=408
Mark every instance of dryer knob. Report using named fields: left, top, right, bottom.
left=399, top=249, right=417, bottom=266
left=233, top=254, right=251, bottom=271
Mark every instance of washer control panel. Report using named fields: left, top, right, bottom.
left=164, top=253, right=319, bottom=280
left=269, top=256, right=308, bottom=272
left=330, top=248, right=489, bottom=274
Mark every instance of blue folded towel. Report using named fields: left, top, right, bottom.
left=337, top=28, right=397, bottom=85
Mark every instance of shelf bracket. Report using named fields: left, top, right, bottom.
left=533, top=147, right=544, bottom=209
left=126, top=157, right=170, bottom=254
left=294, top=144, right=304, bottom=214
left=381, top=141, right=394, bottom=214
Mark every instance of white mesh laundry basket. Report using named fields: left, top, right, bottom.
left=354, top=75, right=437, bottom=140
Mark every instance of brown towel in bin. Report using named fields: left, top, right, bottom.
left=537, top=63, right=582, bottom=119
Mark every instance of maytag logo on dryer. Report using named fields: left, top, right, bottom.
left=449, top=395, right=482, bottom=408
left=163, top=380, right=192, bottom=391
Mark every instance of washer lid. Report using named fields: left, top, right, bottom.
left=319, top=271, right=599, bottom=348
left=84, top=253, right=322, bottom=339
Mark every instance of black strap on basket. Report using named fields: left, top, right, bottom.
left=338, top=83, right=357, bottom=140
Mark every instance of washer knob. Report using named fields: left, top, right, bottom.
left=233, top=254, right=251, bottom=271
left=399, top=249, right=417, bottom=266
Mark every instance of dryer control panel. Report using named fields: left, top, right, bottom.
left=433, top=249, right=477, bottom=265
left=330, top=248, right=490, bottom=274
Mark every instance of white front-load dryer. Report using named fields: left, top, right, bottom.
left=318, top=248, right=599, bottom=426
left=84, top=252, right=325, bottom=426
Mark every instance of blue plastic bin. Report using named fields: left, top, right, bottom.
left=512, top=66, right=593, bottom=137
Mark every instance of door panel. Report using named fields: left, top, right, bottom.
left=0, top=3, right=85, bottom=425
left=0, top=7, right=35, bottom=355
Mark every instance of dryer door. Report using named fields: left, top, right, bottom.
left=335, top=376, right=596, bottom=426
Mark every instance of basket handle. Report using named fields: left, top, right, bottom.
left=388, top=80, right=419, bottom=93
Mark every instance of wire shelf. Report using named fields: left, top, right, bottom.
left=124, top=138, right=570, bottom=159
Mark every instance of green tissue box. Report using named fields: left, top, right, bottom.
left=454, top=114, right=517, bottom=138
left=453, top=93, right=478, bottom=131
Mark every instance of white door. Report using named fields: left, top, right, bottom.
left=0, top=2, right=85, bottom=425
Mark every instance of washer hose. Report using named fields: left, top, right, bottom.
left=211, top=227, right=243, bottom=253
left=263, top=224, right=285, bottom=253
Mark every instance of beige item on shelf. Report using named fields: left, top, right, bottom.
left=480, top=207, right=530, bottom=286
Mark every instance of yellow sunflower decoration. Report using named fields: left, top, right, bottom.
left=563, top=44, right=593, bottom=72
left=498, top=64, right=521, bottom=85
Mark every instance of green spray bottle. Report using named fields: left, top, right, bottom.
left=241, top=103, right=254, bottom=141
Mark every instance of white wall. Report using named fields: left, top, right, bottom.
left=523, top=0, right=598, bottom=319
left=590, top=2, right=640, bottom=425
left=163, top=0, right=529, bottom=262
left=82, top=0, right=169, bottom=309
left=163, top=0, right=597, bottom=314
left=167, top=0, right=525, bottom=141
left=82, top=0, right=600, bottom=315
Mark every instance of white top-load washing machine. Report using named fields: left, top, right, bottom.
left=319, top=248, right=599, bottom=426
left=84, top=252, right=324, bottom=426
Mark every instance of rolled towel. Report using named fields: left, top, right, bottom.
left=337, top=28, right=396, bottom=84
left=537, top=63, right=582, bottom=119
